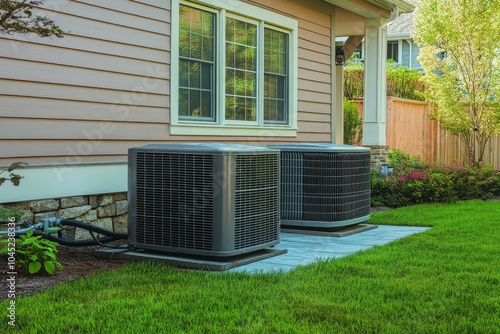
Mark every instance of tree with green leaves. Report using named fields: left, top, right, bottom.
left=414, top=0, right=500, bottom=166
left=0, top=0, right=63, bottom=37
left=0, top=162, right=26, bottom=187
left=0, top=162, right=27, bottom=222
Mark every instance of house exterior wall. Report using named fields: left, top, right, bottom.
left=0, top=0, right=334, bottom=169
left=0, top=0, right=340, bottom=204
left=411, top=42, right=422, bottom=69
left=0, top=0, right=172, bottom=167
left=388, top=38, right=422, bottom=70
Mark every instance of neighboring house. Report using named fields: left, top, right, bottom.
left=347, top=0, right=422, bottom=69
left=0, top=0, right=413, bottom=224
left=386, top=11, right=421, bottom=69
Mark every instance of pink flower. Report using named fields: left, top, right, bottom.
left=399, top=175, right=408, bottom=182
left=412, top=172, right=420, bottom=179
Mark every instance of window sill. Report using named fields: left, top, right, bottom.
left=170, top=124, right=298, bottom=137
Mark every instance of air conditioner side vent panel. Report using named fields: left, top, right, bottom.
left=234, top=154, right=280, bottom=250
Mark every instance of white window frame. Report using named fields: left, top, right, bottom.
left=171, top=0, right=298, bottom=137
left=387, top=40, right=402, bottom=65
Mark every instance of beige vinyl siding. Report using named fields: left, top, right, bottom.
left=1, top=59, right=168, bottom=95
left=1, top=119, right=168, bottom=140
left=0, top=43, right=170, bottom=79
left=0, top=0, right=334, bottom=166
left=0, top=96, right=168, bottom=123
left=0, top=0, right=171, bottom=165
left=0, top=80, right=170, bottom=108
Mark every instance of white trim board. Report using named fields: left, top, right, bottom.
left=0, top=164, right=128, bottom=203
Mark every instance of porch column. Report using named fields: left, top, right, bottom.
left=362, top=18, right=387, bottom=146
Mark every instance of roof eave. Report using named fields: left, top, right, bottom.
left=389, top=0, right=415, bottom=13
left=366, top=0, right=415, bottom=14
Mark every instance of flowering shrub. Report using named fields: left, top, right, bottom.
left=371, top=150, right=500, bottom=208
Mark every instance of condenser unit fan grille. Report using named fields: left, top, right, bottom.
left=134, top=152, right=215, bottom=250
left=281, top=151, right=371, bottom=222
left=234, top=154, right=280, bottom=249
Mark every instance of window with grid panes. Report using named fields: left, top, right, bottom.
left=174, top=1, right=296, bottom=131
left=387, top=41, right=399, bottom=62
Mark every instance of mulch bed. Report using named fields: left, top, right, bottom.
left=1, top=243, right=128, bottom=300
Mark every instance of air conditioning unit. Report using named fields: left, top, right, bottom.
left=128, top=143, right=280, bottom=257
left=266, top=144, right=371, bottom=231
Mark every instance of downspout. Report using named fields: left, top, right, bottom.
left=389, top=5, right=399, bottom=22
left=406, top=39, right=413, bottom=68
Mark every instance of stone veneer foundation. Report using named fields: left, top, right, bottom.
left=368, top=146, right=390, bottom=171
left=2, top=192, right=128, bottom=241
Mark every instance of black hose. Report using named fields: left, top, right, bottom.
left=88, top=230, right=130, bottom=249
left=33, top=230, right=121, bottom=246
left=12, top=218, right=129, bottom=247
left=60, top=219, right=128, bottom=239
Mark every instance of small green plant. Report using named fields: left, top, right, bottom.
left=343, top=98, right=363, bottom=145
left=1, top=230, right=63, bottom=275
left=0, top=206, right=23, bottom=222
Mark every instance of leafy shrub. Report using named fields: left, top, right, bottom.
left=344, top=62, right=364, bottom=99
left=371, top=150, right=500, bottom=208
left=344, top=62, right=427, bottom=101
left=387, top=149, right=426, bottom=172
left=386, top=62, right=427, bottom=101
left=343, top=99, right=363, bottom=145
left=0, top=229, right=63, bottom=275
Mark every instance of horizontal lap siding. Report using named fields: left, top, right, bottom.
left=296, top=6, right=333, bottom=143
left=0, top=0, right=171, bottom=165
left=0, top=0, right=334, bottom=166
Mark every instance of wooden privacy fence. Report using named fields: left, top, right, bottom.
left=353, top=97, right=500, bottom=169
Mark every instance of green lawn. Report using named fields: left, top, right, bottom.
left=2, top=200, right=499, bottom=333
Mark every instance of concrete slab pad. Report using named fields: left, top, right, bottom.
left=281, top=224, right=377, bottom=237
left=231, top=225, right=430, bottom=273
left=94, top=247, right=288, bottom=271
